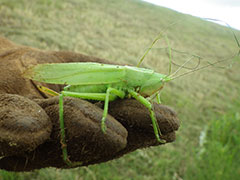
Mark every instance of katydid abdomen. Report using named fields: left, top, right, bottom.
left=24, top=62, right=170, bottom=96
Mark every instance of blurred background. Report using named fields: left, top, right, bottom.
left=0, top=0, right=239, bottom=179
left=144, top=0, right=240, bottom=30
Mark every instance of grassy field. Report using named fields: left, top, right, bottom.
left=0, top=0, right=240, bottom=179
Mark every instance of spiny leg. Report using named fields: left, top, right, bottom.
left=156, top=91, right=162, bottom=104
left=59, top=93, right=72, bottom=166
left=102, top=87, right=125, bottom=133
left=36, top=86, right=72, bottom=165
left=59, top=91, right=117, bottom=166
left=150, top=91, right=162, bottom=104
left=128, top=89, right=166, bottom=143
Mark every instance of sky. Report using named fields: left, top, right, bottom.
left=143, top=0, right=240, bottom=30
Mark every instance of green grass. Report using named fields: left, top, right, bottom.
left=184, top=103, right=240, bottom=180
left=0, top=0, right=240, bottom=179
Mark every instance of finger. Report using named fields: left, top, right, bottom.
left=0, top=97, right=128, bottom=171
left=107, top=99, right=180, bottom=155
left=0, top=97, right=179, bottom=171
left=0, top=94, right=51, bottom=157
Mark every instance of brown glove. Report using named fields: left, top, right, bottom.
left=0, top=36, right=180, bottom=171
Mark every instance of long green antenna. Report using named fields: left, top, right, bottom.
left=202, top=18, right=240, bottom=55
left=165, top=36, right=172, bottom=75
left=167, top=18, right=240, bottom=81
left=137, top=20, right=184, bottom=67
left=137, top=32, right=164, bottom=67
left=170, top=55, right=238, bottom=80
left=168, top=56, right=197, bottom=79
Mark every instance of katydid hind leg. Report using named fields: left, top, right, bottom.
left=59, top=93, right=73, bottom=166
left=59, top=91, right=116, bottom=166
left=59, top=93, right=83, bottom=166
left=58, top=89, right=125, bottom=165
left=128, top=90, right=166, bottom=143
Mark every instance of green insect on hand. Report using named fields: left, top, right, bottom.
left=23, top=62, right=174, bottom=165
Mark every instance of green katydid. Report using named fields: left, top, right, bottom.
left=22, top=57, right=226, bottom=166
left=23, top=61, right=175, bottom=166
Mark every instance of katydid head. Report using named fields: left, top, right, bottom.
left=139, top=72, right=172, bottom=97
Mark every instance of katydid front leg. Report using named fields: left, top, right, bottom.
left=128, top=89, right=166, bottom=143
left=156, top=92, right=162, bottom=104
